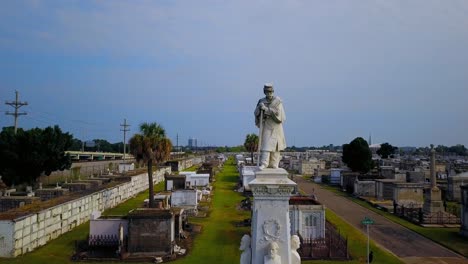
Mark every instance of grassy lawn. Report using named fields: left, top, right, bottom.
left=182, top=165, right=200, bottom=172
left=320, top=184, right=468, bottom=257
left=173, top=158, right=250, bottom=264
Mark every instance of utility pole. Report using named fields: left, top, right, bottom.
left=5, top=91, right=28, bottom=134
left=176, top=133, right=179, bottom=152
left=120, top=119, right=130, bottom=161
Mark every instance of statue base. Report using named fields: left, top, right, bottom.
left=423, top=187, right=444, bottom=214
left=249, top=168, right=296, bottom=264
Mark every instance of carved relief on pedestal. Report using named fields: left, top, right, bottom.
left=251, top=185, right=294, bottom=197
left=260, top=219, right=283, bottom=244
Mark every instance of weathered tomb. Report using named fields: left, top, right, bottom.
left=289, top=196, right=326, bottom=240
left=127, top=208, right=175, bottom=255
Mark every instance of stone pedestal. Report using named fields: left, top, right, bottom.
left=249, top=168, right=296, bottom=264
left=423, top=187, right=444, bottom=214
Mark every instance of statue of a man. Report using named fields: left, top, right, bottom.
left=264, top=241, right=281, bottom=264
left=290, top=235, right=301, bottom=264
left=239, top=234, right=252, bottom=264
left=255, top=83, right=286, bottom=170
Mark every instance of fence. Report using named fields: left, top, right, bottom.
left=299, top=221, right=349, bottom=260
left=394, top=203, right=461, bottom=225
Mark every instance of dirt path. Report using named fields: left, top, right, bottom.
left=296, top=177, right=468, bottom=264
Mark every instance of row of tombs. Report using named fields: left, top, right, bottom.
left=74, top=159, right=224, bottom=262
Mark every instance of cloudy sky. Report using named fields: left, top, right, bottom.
left=1, top=0, right=467, bottom=147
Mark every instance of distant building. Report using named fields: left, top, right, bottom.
left=188, top=138, right=197, bottom=149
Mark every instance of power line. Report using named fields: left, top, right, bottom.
left=120, top=118, right=130, bottom=160
left=5, top=91, right=28, bottom=134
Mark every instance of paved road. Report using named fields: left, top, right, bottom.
left=296, top=176, right=468, bottom=264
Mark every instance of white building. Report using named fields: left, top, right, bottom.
left=289, top=196, right=326, bottom=240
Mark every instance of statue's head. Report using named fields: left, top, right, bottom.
left=240, top=234, right=251, bottom=250
left=291, top=235, right=300, bottom=250
left=263, top=83, right=274, bottom=101
left=267, top=241, right=279, bottom=257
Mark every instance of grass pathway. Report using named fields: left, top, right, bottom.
left=174, top=158, right=250, bottom=264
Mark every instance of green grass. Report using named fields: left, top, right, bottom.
left=183, top=165, right=200, bottom=172
left=320, top=184, right=468, bottom=257
left=173, top=158, right=250, bottom=264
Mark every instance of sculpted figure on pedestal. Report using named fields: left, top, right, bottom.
left=254, top=83, right=286, bottom=170
left=264, top=241, right=281, bottom=264
left=291, top=235, right=301, bottom=264
left=240, top=234, right=252, bottom=264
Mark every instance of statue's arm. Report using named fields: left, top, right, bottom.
left=254, top=99, right=263, bottom=127
left=268, top=102, right=284, bottom=124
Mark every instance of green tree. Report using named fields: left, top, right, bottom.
left=129, top=122, right=172, bottom=208
left=342, top=137, right=372, bottom=173
left=92, top=139, right=113, bottom=152
left=0, top=126, right=72, bottom=185
left=69, top=138, right=83, bottom=151
left=377, top=142, right=398, bottom=159
left=244, top=133, right=259, bottom=162
left=449, top=144, right=467, bottom=156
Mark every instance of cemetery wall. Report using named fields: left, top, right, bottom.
left=299, top=160, right=325, bottom=175
left=0, top=166, right=171, bottom=257
left=353, top=181, right=376, bottom=197
left=393, top=184, right=424, bottom=206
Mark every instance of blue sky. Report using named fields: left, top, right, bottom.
left=1, top=0, right=467, bottom=147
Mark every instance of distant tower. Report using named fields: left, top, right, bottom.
left=368, top=133, right=372, bottom=145
left=188, top=138, right=197, bottom=149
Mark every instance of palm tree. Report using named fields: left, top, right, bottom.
left=244, top=133, right=259, bottom=164
left=129, top=122, right=172, bottom=208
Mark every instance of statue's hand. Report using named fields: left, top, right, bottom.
left=259, top=103, right=268, bottom=111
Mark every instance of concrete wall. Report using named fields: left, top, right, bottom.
left=354, top=181, right=376, bottom=197
left=0, top=166, right=171, bottom=257
left=393, top=184, right=424, bottom=206
left=45, top=159, right=136, bottom=180
left=299, top=160, right=326, bottom=175
left=166, top=156, right=204, bottom=172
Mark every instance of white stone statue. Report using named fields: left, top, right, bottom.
left=240, top=234, right=252, bottom=264
left=264, top=241, right=281, bottom=264
left=254, top=83, right=286, bottom=170
left=291, top=235, right=301, bottom=264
